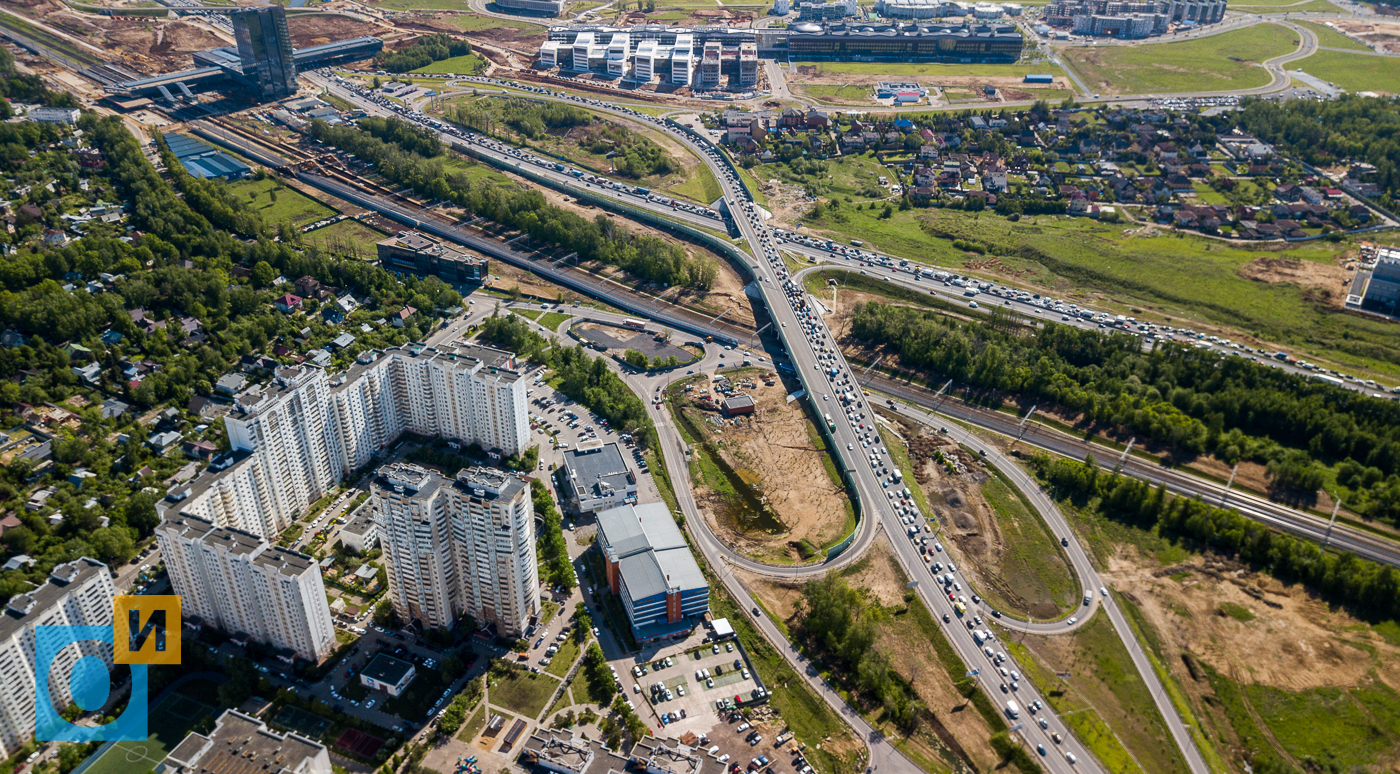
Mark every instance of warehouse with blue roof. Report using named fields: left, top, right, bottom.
left=162, top=132, right=252, bottom=181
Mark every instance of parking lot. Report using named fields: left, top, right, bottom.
left=528, top=384, right=662, bottom=515
left=617, top=626, right=764, bottom=739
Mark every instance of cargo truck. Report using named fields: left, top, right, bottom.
left=1005, top=700, right=1019, bottom=719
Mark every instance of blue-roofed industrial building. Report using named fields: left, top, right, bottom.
left=1024, top=73, right=1054, bottom=84
left=595, top=502, right=709, bottom=643
left=162, top=133, right=252, bottom=180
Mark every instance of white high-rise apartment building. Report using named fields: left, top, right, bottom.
left=176, top=343, right=529, bottom=540
left=157, top=515, right=336, bottom=662
left=370, top=463, right=539, bottom=637
left=0, top=558, right=115, bottom=758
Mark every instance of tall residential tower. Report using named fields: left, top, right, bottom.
left=370, top=463, right=539, bottom=637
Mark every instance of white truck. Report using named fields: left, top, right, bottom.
left=1005, top=700, right=1020, bottom=719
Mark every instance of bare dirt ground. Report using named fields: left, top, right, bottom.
left=98, top=18, right=227, bottom=72
left=1331, top=18, right=1400, bottom=55
left=738, top=535, right=1004, bottom=771
left=1106, top=548, right=1400, bottom=694
left=287, top=14, right=385, bottom=48
left=1236, top=255, right=1351, bottom=309
left=680, top=373, right=852, bottom=562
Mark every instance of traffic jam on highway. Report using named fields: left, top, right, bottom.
left=318, top=68, right=1394, bottom=399
left=775, top=230, right=1399, bottom=397
left=315, top=67, right=1134, bottom=770
left=704, top=139, right=1087, bottom=768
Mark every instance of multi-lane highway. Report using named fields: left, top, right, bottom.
left=293, top=73, right=1209, bottom=774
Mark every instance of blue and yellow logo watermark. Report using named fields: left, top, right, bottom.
left=35, top=595, right=180, bottom=742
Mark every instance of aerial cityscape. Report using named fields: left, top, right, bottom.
left=0, top=1, right=1399, bottom=774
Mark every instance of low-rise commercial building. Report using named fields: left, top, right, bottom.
left=361, top=653, right=417, bottom=696
left=163, top=710, right=332, bottom=774
left=559, top=441, right=637, bottom=514
left=594, top=502, right=709, bottom=643
left=378, top=231, right=489, bottom=287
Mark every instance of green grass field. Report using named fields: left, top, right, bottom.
left=797, top=84, right=873, bottom=104
left=1243, top=679, right=1400, bottom=771
left=226, top=177, right=336, bottom=228
left=660, top=162, right=722, bottom=206
left=1292, top=48, right=1400, bottom=93
left=81, top=687, right=219, bottom=774
left=412, top=53, right=486, bottom=75
left=978, top=469, right=1076, bottom=618
left=802, top=204, right=1400, bottom=378
left=1061, top=24, right=1296, bottom=94
left=490, top=668, right=559, bottom=719
left=457, top=704, right=488, bottom=742
left=1005, top=615, right=1189, bottom=774
left=798, top=61, right=1067, bottom=80
left=1293, top=20, right=1371, bottom=51
left=446, top=14, right=544, bottom=33
left=305, top=218, right=389, bottom=258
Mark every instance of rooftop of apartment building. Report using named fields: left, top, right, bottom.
left=454, top=466, right=525, bottom=501
left=330, top=342, right=526, bottom=397
left=160, top=513, right=318, bottom=577
left=164, top=710, right=328, bottom=774
left=1, top=557, right=109, bottom=642
left=231, top=366, right=321, bottom=417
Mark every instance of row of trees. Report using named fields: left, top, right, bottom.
left=308, top=118, right=718, bottom=291
left=847, top=301, right=1400, bottom=524
left=1036, top=454, right=1400, bottom=623
left=374, top=33, right=472, bottom=73
left=796, top=575, right=923, bottom=730
left=531, top=478, right=578, bottom=591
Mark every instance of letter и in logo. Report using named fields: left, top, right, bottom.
left=33, top=595, right=180, bottom=743
left=114, top=595, right=181, bottom=665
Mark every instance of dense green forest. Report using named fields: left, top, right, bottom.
left=1035, top=453, right=1400, bottom=623
left=374, top=33, right=473, bottom=73
left=848, top=302, right=1400, bottom=524
left=308, top=117, right=717, bottom=290
left=0, top=117, right=457, bottom=595
left=1225, top=95, right=1400, bottom=211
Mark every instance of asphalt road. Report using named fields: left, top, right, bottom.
left=286, top=74, right=1213, bottom=774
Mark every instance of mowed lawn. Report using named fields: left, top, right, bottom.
left=1061, top=23, right=1297, bottom=94
left=1292, top=48, right=1400, bottom=93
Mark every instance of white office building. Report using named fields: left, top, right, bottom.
left=371, top=463, right=539, bottom=636
left=0, top=558, right=115, bottom=758
left=175, top=344, right=530, bottom=541
left=157, top=515, right=336, bottom=662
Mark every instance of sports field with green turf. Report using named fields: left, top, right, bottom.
left=78, top=686, right=219, bottom=774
